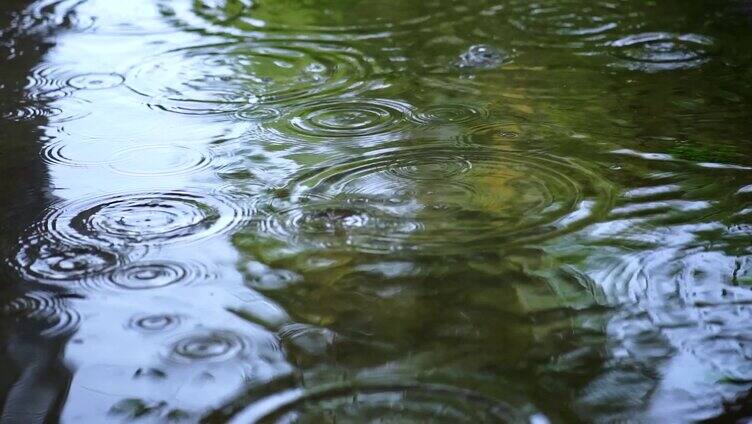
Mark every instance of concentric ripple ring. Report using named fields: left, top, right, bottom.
left=252, top=145, right=614, bottom=254
left=1, top=291, right=81, bottom=336
left=610, top=32, right=715, bottom=71
left=166, top=330, right=251, bottom=364
left=125, top=41, right=375, bottom=114
left=41, top=190, right=251, bottom=247
left=274, top=98, right=413, bottom=143
left=225, top=380, right=528, bottom=423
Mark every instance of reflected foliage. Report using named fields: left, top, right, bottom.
left=1, top=0, right=752, bottom=422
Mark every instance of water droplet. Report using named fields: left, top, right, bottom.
left=455, top=44, right=506, bottom=69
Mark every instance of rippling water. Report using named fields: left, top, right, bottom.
left=1, top=0, right=752, bottom=422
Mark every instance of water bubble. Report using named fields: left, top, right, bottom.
left=278, top=323, right=336, bottom=356
left=455, top=44, right=506, bottom=69
left=244, top=261, right=301, bottom=290
left=610, top=32, right=714, bottom=71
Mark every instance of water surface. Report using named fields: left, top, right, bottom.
left=1, top=0, right=752, bottom=422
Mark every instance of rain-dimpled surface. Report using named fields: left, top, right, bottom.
left=1, top=0, right=752, bottom=422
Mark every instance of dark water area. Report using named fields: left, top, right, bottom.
left=1, top=0, right=752, bottom=422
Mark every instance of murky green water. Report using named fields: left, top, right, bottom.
left=1, top=0, right=752, bottom=422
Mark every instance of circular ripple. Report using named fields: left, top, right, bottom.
left=233, top=105, right=282, bottom=122
left=610, top=32, right=714, bottom=71
left=410, top=104, right=489, bottom=125
left=3, top=105, right=61, bottom=122
left=229, top=381, right=527, bottom=423
left=44, top=190, right=250, bottom=247
left=23, top=64, right=73, bottom=101
left=110, top=262, right=184, bottom=289
left=165, top=0, right=496, bottom=38
left=12, top=234, right=122, bottom=283
left=126, top=41, right=373, bottom=114
left=167, top=330, right=249, bottom=363
left=106, top=260, right=213, bottom=290
left=67, top=73, right=125, bottom=90
left=109, top=145, right=212, bottom=177
left=281, top=98, right=412, bottom=140
left=128, top=314, right=182, bottom=332
left=1, top=291, right=81, bottom=336
left=254, top=146, right=614, bottom=254
left=465, top=122, right=524, bottom=141
left=508, top=1, right=621, bottom=39
left=24, top=68, right=125, bottom=100
left=24, top=0, right=172, bottom=35
left=41, top=138, right=115, bottom=167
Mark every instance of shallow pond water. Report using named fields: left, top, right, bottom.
left=1, top=0, right=752, bottom=422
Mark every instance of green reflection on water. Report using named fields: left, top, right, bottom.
left=4, top=0, right=752, bottom=422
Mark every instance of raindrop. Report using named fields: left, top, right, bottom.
left=455, top=44, right=506, bottom=69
